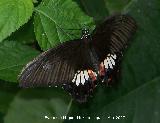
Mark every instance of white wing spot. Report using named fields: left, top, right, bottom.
left=84, top=70, right=89, bottom=80
left=72, top=70, right=91, bottom=86
left=111, top=54, right=117, bottom=59
left=43, top=63, right=51, bottom=70
left=104, top=54, right=117, bottom=69
left=72, top=73, right=77, bottom=83
left=76, top=72, right=81, bottom=86
left=81, top=71, right=85, bottom=85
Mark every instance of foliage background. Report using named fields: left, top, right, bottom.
left=0, top=0, right=160, bottom=123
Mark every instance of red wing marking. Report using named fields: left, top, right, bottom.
left=99, top=62, right=105, bottom=76
left=88, top=70, right=97, bottom=81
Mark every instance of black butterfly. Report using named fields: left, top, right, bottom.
left=19, top=14, right=137, bottom=103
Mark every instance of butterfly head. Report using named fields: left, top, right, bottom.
left=81, top=28, right=90, bottom=39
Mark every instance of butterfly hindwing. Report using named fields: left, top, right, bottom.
left=92, top=14, right=137, bottom=84
left=99, top=53, right=121, bottom=85
left=63, top=69, right=97, bottom=103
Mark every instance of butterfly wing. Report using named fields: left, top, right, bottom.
left=62, top=69, right=98, bottom=103
left=19, top=39, right=85, bottom=88
left=92, top=14, right=137, bottom=61
left=19, top=14, right=137, bottom=102
left=92, top=14, right=137, bottom=84
left=19, top=39, right=98, bottom=102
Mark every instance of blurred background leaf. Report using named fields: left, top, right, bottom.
left=0, top=81, right=19, bottom=118
left=104, top=0, right=131, bottom=14
left=0, top=0, right=33, bottom=42
left=73, top=0, right=109, bottom=23
left=4, top=88, right=72, bottom=123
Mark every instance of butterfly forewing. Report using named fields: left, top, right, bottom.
left=19, top=39, right=84, bottom=87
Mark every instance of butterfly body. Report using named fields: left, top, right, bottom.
left=19, top=14, right=137, bottom=103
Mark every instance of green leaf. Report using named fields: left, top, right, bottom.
left=4, top=88, right=72, bottom=123
left=34, top=0, right=94, bottom=50
left=0, top=81, right=19, bottom=115
left=0, top=41, right=40, bottom=83
left=7, top=18, right=36, bottom=44
left=64, top=0, right=160, bottom=122
left=0, top=0, right=33, bottom=42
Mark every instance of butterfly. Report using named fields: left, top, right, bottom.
left=18, top=14, right=137, bottom=103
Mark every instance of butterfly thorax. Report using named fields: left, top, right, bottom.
left=80, top=29, right=100, bottom=73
